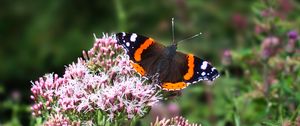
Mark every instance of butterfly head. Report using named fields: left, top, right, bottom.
left=165, top=44, right=177, bottom=58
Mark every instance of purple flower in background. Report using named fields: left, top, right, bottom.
left=31, top=34, right=161, bottom=125
left=232, top=13, right=247, bottom=30
left=260, top=36, right=280, bottom=60
left=285, top=30, right=298, bottom=53
left=288, top=30, right=298, bottom=40
left=278, top=0, right=294, bottom=15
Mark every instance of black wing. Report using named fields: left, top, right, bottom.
left=183, top=56, right=219, bottom=84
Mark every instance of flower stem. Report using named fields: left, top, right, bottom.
left=114, top=0, right=127, bottom=31
left=262, top=60, right=270, bottom=96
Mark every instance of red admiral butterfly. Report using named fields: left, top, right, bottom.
left=116, top=32, right=219, bottom=91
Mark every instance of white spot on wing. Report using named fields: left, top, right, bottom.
left=201, top=72, right=206, bottom=76
left=130, top=33, right=137, bottom=42
left=126, top=42, right=130, bottom=47
left=122, top=32, right=126, bottom=36
left=201, top=61, right=208, bottom=70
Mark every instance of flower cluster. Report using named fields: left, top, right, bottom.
left=43, top=113, right=80, bottom=126
left=151, top=116, right=201, bottom=126
left=31, top=34, right=161, bottom=125
left=260, top=36, right=280, bottom=60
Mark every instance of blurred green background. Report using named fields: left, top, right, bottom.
left=1, top=0, right=299, bottom=125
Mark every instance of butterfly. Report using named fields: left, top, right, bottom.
left=116, top=32, right=219, bottom=91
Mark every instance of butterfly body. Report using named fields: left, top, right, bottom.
left=116, top=32, right=219, bottom=91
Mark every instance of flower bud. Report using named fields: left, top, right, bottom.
left=288, top=30, right=298, bottom=40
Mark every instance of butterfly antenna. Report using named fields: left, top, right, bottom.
left=176, top=32, right=202, bottom=44
left=172, top=18, right=176, bottom=45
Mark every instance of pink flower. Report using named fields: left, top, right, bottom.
left=260, top=36, right=280, bottom=60
left=31, top=73, right=64, bottom=116
left=221, top=49, right=232, bottom=66
left=151, top=116, right=201, bottom=126
left=167, top=103, right=180, bottom=117
left=43, top=113, right=80, bottom=126
left=93, top=74, right=160, bottom=120
left=31, top=33, right=162, bottom=124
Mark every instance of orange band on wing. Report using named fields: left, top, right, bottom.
left=183, top=54, right=194, bottom=80
left=134, top=38, right=154, bottom=62
left=130, top=62, right=145, bottom=76
left=162, top=82, right=188, bottom=91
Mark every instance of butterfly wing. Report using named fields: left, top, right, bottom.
left=184, top=55, right=219, bottom=83
left=116, top=32, right=186, bottom=82
left=161, top=53, right=220, bottom=91
left=116, top=32, right=165, bottom=76
left=159, top=51, right=190, bottom=91
left=116, top=32, right=150, bottom=61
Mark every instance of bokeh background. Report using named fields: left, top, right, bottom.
left=0, top=0, right=299, bottom=125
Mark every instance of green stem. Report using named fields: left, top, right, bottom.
left=263, top=61, right=269, bottom=96
left=97, top=110, right=101, bottom=125
left=233, top=99, right=240, bottom=126
left=130, top=117, right=137, bottom=126
left=115, top=0, right=127, bottom=31
left=291, top=105, right=300, bottom=121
